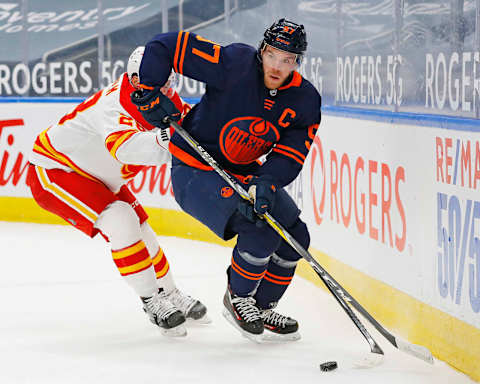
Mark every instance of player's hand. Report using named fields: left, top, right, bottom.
left=130, top=86, right=181, bottom=129
left=247, top=176, right=277, bottom=215
left=237, top=200, right=265, bottom=228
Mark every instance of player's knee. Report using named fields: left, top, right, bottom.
left=237, top=223, right=281, bottom=258
left=95, top=201, right=141, bottom=244
left=289, top=218, right=310, bottom=250
left=274, top=219, right=309, bottom=263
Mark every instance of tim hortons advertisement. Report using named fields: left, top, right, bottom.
left=301, top=114, right=479, bottom=327
left=0, top=102, right=178, bottom=210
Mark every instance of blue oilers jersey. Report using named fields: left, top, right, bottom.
left=139, top=31, right=321, bottom=187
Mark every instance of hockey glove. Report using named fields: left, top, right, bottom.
left=247, top=176, right=277, bottom=215
left=237, top=200, right=265, bottom=228
left=155, top=126, right=172, bottom=151
left=237, top=175, right=277, bottom=225
left=130, top=86, right=181, bottom=129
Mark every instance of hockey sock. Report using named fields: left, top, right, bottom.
left=151, top=247, right=176, bottom=294
left=254, top=252, right=297, bottom=309
left=229, top=246, right=270, bottom=297
left=140, top=222, right=176, bottom=294
left=111, top=239, right=158, bottom=298
left=254, top=218, right=309, bottom=309
left=96, top=201, right=158, bottom=298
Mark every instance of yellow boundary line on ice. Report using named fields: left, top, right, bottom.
left=1, top=196, right=478, bottom=382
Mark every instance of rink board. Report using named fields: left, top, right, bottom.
left=0, top=102, right=479, bottom=381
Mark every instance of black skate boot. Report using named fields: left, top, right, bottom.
left=166, top=288, right=210, bottom=323
left=222, top=286, right=264, bottom=342
left=260, top=308, right=300, bottom=341
left=141, top=288, right=187, bottom=337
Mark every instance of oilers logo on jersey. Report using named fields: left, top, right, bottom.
left=219, top=117, right=279, bottom=165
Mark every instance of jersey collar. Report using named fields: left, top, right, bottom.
left=278, top=71, right=302, bottom=90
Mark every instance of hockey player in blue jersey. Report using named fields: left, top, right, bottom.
left=131, top=19, right=321, bottom=341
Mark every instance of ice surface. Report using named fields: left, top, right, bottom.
left=0, top=222, right=474, bottom=384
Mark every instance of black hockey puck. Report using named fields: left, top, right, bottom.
left=319, top=361, right=338, bottom=371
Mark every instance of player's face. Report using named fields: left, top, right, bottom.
left=261, top=45, right=297, bottom=89
left=130, top=74, right=141, bottom=90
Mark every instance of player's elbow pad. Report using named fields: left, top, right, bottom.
left=115, top=131, right=171, bottom=165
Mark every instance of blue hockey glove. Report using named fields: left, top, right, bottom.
left=130, top=86, right=181, bottom=128
left=247, top=176, right=277, bottom=215
left=237, top=200, right=265, bottom=228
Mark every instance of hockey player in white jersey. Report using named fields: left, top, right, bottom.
left=27, top=47, right=206, bottom=336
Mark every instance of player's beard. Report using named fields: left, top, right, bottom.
left=263, top=69, right=289, bottom=90
left=263, top=70, right=288, bottom=89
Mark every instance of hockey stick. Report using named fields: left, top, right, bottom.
left=166, top=117, right=434, bottom=364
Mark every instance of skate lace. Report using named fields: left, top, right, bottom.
left=144, top=292, right=178, bottom=320
left=167, top=288, right=196, bottom=313
left=262, top=309, right=288, bottom=328
left=231, top=296, right=261, bottom=322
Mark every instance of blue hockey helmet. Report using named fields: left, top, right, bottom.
left=260, top=18, right=307, bottom=59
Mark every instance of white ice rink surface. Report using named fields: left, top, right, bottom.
left=0, top=222, right=474, bottom=384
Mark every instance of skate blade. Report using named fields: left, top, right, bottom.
left=261, top=330, right=301, bottom=342
left=187, top=314, right=212, bottom=325
left=160, top=324, right=187, bottom=337
left=222, top=308, right=263, bottom=343
left=352, top=353, right=384, bottom=369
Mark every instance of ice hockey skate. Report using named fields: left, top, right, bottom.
left=141, top=288, right=187, bottom=337
left=222, top=286, right=264, bottom=343
left=166, top=288, right=211, bottom=324
left=260, top=308, right=301, bottom=342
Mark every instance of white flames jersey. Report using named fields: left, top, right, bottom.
left=30, top=73, right=172, bottom=192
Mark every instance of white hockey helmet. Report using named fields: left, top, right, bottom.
left=127, top=46, right=145, bottom=85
